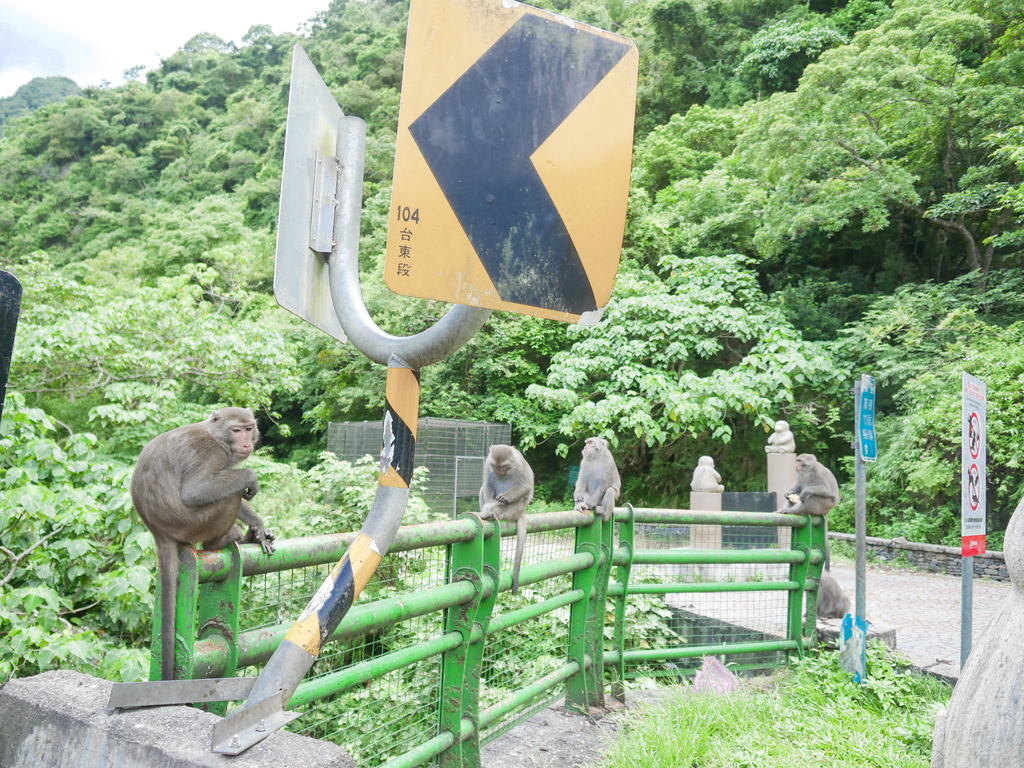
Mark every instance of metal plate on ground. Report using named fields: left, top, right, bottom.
left=107, top=677, right=257, bottom=709
left=211, top=689, right=302, bottom=755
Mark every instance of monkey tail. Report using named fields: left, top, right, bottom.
left=512, top=514, right=527, bottom=595
left=156, top=537, right=179, bottom=681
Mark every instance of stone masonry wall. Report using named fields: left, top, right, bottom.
left=829, top=532, right=1008, bottom=582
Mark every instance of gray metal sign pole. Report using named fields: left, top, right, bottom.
left=854, top=380, right=867, bottom=623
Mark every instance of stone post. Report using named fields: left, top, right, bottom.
left=690, top=456, right=723, bottom=550
left=766, top=420, right=797, bottom=549
left=768, top=453, right=797, bottom=549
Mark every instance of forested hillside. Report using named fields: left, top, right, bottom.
left=1, top=0, right=1022, bottom=680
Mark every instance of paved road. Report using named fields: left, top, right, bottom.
left=828, top=559, right=1012, bottom=681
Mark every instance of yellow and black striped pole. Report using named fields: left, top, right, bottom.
left=214, top=364, right=421, bottom=754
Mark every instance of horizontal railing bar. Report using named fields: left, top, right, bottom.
left=605, top=638, right=808, bottom=663
left=493, top=551, right=595, bottom=595
left=378, top=730, right=457, bottom=768
left=478, top=662, right=580, bottom=730
left=199, top=518, right=483, bottom=581
left=199, top=511, right=598, bottom=582
left=289, top=631, right=463, bottom=708
left=616, top=508, right=810, bottom=528
left=482, top=589, right=585, bottom=637
left=632, top=549, right=806, bottom=565
left=607, top=580, right=800, bottom=596
left=193, top=579, right=477, bottom=677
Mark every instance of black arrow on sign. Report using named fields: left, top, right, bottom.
left=409, top=13, right=630, bottom=315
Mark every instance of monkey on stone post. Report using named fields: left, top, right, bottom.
left=131, top=407, right=275, bottom=681
left=574, top=436, right=621, bottom=522
left=478, top=445, right=534, bottom=595
left=780, top=454, right=839, bottom=517
left=817, top=571, right=851, bottom=619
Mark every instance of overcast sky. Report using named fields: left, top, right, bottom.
left=0, top=0, right=331, bottom=98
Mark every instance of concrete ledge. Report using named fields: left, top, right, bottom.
left=816, top=617, right=897, bottom=652
left=0, top=670, right=355, bottom=768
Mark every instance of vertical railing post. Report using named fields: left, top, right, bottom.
left=610, top=504, right=634, bottom=702
left=583, top=511, right=614, bottom=709
left=439, top=514, right=485, bottom=768
left=805, top=516, right=826, bottom=636
left=196, top=541, right=243, bottom=714
left=150, top=545, right=200, bottom=681
left=458, top=518, right=502, bottom=768
left=787, top=516, right=812, bottom=659
left=565, top=514, right=601, bottom=714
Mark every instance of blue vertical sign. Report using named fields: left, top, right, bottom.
left=858, top=374, right=877, bottom=462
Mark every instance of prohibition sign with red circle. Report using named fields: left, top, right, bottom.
left=968, top=411, right=981, bottom=460
left=968, top=463, right=982, bottom=511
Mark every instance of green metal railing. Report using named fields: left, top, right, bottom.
left=154, top=506, right=826, bottom=765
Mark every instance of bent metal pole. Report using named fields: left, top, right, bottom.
left=213, top=116, right=491, bottom=754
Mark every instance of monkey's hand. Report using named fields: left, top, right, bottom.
left=242, top=474, right=260, bottom=501
left=247, top=525, right=275, bottom=555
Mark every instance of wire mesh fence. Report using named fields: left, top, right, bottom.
left=328, top=418, right=511, bottom=516
left=238, top=545, right=449, bottom=765
left=622, top=503, right=796, bottom=682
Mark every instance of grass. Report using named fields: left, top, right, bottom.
left=600, top=644, right=951, bottom=768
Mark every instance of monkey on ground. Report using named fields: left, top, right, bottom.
left=780, top=453, right=840, bottom=517
left=478, top=445, right=534, bottom=595
left=131, top=407, right=275, bottom=680
left=574, top=436, right=621, bottom=522
left=817, top=572, right=851, bottom=619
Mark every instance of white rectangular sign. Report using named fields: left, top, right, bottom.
left=961, top=372, right=987, bottom=556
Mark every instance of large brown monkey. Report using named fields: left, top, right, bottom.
left=781, top=454, right=840, bottom=517
left=574, top=436, right=621, bottom=522
left=131, top=407, right=275, bottom=680
left=478, top=445, right=534, bottom=595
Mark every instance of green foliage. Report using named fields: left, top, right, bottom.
left=526, top=254, right=846, bottom=501
left=833, top=270, right=1024, bottom=540
left=0, top=77, right=81, bottom=129
left=9, top=256, right=302, bottom=459
left=0, top=395, right=150, bottom=684
left=600, top=644, right=950, bottom=768
left=737, top=13, right=848, bottom=95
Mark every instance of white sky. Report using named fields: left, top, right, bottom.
left=0, top=0, right=331, bottom=98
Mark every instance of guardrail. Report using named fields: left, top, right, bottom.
left=153, top=506, right=826, bottom=766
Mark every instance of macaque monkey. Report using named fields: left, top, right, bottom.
left=781, top=454, right=839, bottom=517
left=478, top=445, right=534, bottom=594
left=131, top=407, right=275, bottom=680
left=817, top=572, right=850, bottom=619
left=574, top=436, right=621, bottom=522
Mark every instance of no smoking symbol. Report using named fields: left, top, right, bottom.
left=968, top=464, right=982, bottom=511
left=969, top=412, right=981, bottom=459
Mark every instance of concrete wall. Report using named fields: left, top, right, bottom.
left=0, top=670, right=354, bottom=768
